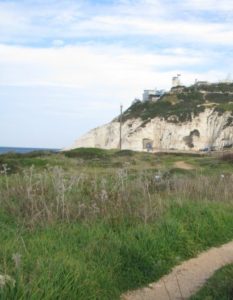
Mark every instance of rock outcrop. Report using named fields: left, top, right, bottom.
left=67, top=83, right=233, bottom=152
left=68, top=108, right=233, bottom=151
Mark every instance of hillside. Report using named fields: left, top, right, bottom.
left=68, top=82, right=233, bottom=152
left=121, top=82, right=233, bottom=124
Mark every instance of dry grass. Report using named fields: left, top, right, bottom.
left=0, top=165, right=232, bottom=228
left=0, top=151, right=233, bottom=299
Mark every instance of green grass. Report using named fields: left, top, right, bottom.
left=1, top=202, right=233, bottom=300
left=0, top=149, right=233, bottom=299
left=191, top=264, right=233, bottom=300
left=0, top=151, right=66, bottom=174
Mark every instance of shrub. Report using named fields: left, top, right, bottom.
left=206, top=93, right=233, bottom=103
left=177, top=92, right=204, bottom=103
left=214, top=104, right=233, bottom=115
left=197, top=83, right=233, bottom=93
left=220, top=153, right=233, bottom=163
left=114, top=150, right=134, bottom=157
left=0, top=151, right=55, bottom=160
left=64, top=148, right=108, bottom=159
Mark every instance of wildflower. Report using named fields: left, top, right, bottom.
left=100, top=189, right=108, bottom=202
left=0, top=275, right=15, bottom=288
left=154, top=175, right=161, bottom=182
left=12, top=253, right=21, bottom=269
left=154, top=171, right=162, bottom=182
left=92, top=203, right=100, bottom=214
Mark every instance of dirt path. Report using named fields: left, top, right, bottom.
left=174, top=161, right=194, bottom=170
left=122, top=241, right=233, bottom=300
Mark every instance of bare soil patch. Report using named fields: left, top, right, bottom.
left=174, top=161, right=194, bottom=170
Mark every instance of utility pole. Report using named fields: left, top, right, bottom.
left=120, top=104, right=123, bottom=150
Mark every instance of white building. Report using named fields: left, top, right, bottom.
left=172, top=74, right=181, bottom=87
left=195, top=80, right=209, bottom=86
left=143, top=89, right=157, bottom=101
left=143, top=89, right=165, bottom=102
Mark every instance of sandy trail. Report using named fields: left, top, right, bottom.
left=122, top=241, right=233, bottom=300
left=174, top=161, right=194, bottom=170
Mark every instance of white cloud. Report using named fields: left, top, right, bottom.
left=182, top=0, right=233, bottom=12
left=1, top=0, right=233, bottom=147
left=0, top=42, right=228, bottom=118
left=1, top=0, right=233, bottom=46
left=0, top=43, right=209, bottom=90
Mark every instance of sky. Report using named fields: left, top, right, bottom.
left=1, top=0, right=233, bottom=148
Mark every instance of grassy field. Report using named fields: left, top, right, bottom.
left=0, top=148, right=233, bottom=299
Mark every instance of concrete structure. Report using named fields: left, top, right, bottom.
left=143, top=89, right=165, bottom=102
left=172, top=74, right=181, bottom=87
left=195, top=80, right=209, bottom=86
left=143, top=89, right=157, bottom=101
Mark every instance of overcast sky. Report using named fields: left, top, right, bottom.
left=1, top=0, right=233, bottom=148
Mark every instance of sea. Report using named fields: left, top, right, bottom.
left=0, top=147, right=60, bottom=155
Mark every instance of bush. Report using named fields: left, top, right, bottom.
left=114, top=150, right=134, bottom=157
left=0, top=153, right=52, bottom=174
left=64, top=148, right=108, bottom=159
left=214, top=104, right=233, bottom=115
left=220, top=153, right=233, bottom=163
left=121, top=83, right=233, bottom=126
left=177, top=92, right=204, bottom=103
left=206, top=93, right=233, bottom=103
left=197, top=83, right=233, bottom=93
left=122, top=93, right=205, bottom=124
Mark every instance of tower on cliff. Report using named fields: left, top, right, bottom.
left=172, top=74, right=181, bottom=87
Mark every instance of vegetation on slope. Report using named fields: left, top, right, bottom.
left=122, top=82, right=233, bottom=124
left=197, top=82, right=233, bottom=93
left=122, top=96, right=206, bottom=123
left=0, top=149, right=233, bottom=299
left=64, top=147, right=109, bottom=159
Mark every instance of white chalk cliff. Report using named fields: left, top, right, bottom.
left=67, top=82, right=233, bottom=152
left=68, top=108, right=233, bottom=151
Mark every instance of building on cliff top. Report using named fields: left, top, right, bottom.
left=172, top=74, right=181, bottom=87
left=143, top=89, right=165, bottom=102
left=194, top=80, right=209, bottom=86
left=170, top=74, right=186, bottom=93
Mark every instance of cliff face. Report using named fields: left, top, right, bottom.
left=68, top=83, right=233, bottom=152
left=68, top=109, right=233, bottom=151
